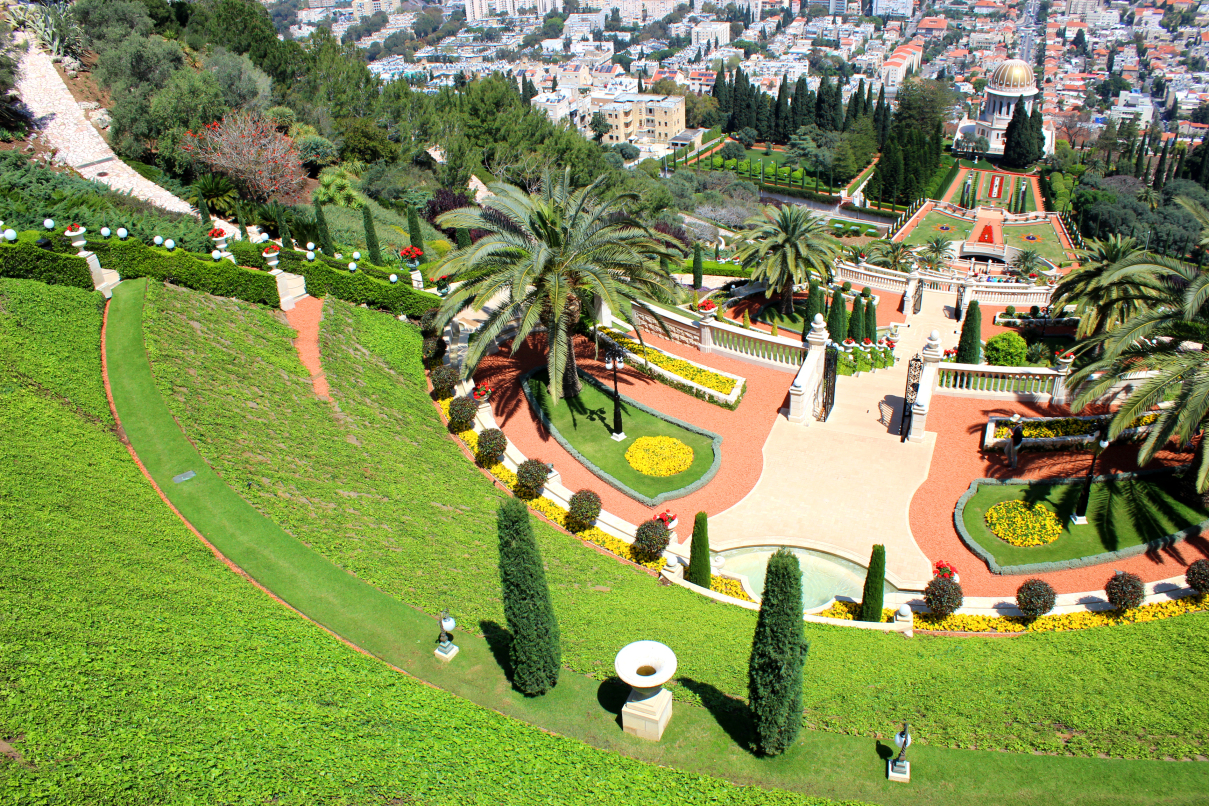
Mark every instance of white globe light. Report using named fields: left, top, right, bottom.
left=164, top=239, right=175, bottom=251
left=4, top=229, right=16, bottom=241
left=306, top=242, right=315, bottom=250
left=211, top=250, right=222, bottom=261
left=117, top=228, right=128, bottom=239
left=306, top=251, right=315, bottom=261
left=389, top=273, right=398, bottom=284
left=348, top=262, right=357, bottom=272
left=101, top=227, right=111, bottom=237
left=43, top=219, right=54, bottom=230
left=153, top=235, right=164, bottom=246
left=353, top=251, right=361, bottom=260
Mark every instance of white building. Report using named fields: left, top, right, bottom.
left=956, top=59, right=1053, bottom=156
left=351, top=0, right=394, bottom=19
left=1108, top=90, right=1156, bottom=126
left=691, top=21, right=732, bottom=48
left=872, top=0, right=913, bottom=17
left=466, top=0, right=489, bottom=21
left=565, top=10, right=607, bottom=39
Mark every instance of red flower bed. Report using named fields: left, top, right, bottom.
left=977, top=224, right=995, bottom=244
left=989, top=174, right=1004, bottom=199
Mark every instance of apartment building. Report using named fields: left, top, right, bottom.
left=352, top=0, right=395, bottom=17
left=598, top=93, right=686, bottom=145
left=692, top=21, right=732, bottom=48
left=872, top=0, right=913, bottom=18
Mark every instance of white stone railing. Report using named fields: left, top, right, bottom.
left=835, top=260, right=909, bottom=293
left=930, top=200, right=978, bottom=221
left=961, top=241, right=1010, bottom=260
left=967, top=282, right=1054, bottom=308
left=700, top=317, right=805, bottom=373
left=935, top=362, right=1064, bottom=402
left=906, top=330, right=945, bottom=442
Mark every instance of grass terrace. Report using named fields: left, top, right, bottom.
left=901, top=210, right=975, bottom=246
left=1002, top=222, right=1070, bottom=264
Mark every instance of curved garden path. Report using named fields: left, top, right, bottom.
left=285, top=295, right=329, bottom=397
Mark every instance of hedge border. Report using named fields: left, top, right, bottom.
left=953, top=466, right=1205, bottom=575
left=519, top=366, right=723, bottom=507
left=91, top=238, right=278, bottom=306
left=0, top=232, right=94, bottom=290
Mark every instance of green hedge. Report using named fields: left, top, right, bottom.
left=0, top=232, right=94, bottom=290
left=90, top=238, right=279, bottom=306
left=679, top=258, right=751, bottom=279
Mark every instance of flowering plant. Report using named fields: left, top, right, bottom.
left=862, top=337, right=872, bottom=345
left=699, top=299, right=717, bottom=312
left=1028, top=273, right=1037, bottom=279
left=263, top=244, right=280, bottom=254
left=843, top=338, right=856, bottom=345
left=473, top=382, right=493, bottom=401
left=399, top=245, right=423, bottom=261
left=436, top=274, right=451, bottom=291
left=67, top=222, right=82, bottom=231
left=933, top=560, right=957, bottom=579
left=885, top=338, right=895, bottom=348
left=656, top=509, right=677, bottom=526
left=208, top=228, right=225, bottom=238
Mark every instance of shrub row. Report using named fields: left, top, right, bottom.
left=0, top=233, right=94, bottom=290
left=91, top=239, right=279, bottom=306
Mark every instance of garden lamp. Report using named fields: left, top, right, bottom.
left=43, top=218, right=54, bottom=230
left=434, top=608, right=459, bottom=661
left=603, top=342, right=627, bottom=441
left=887, top=721, right=912, bottom=782
left=1072, top=423, right=1110, bottom=525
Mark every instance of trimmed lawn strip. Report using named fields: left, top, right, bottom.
left=1002, top=223, right=1069, bottom=264
left=902, top=210, right=975, bottom=246
left=527, top=368, right=719, bottom=501
left=96, top=279, right=1209, bottom=805
left=134, top=281, right=1209, bottom=763
left=960, top=475, right=1209, bottom=567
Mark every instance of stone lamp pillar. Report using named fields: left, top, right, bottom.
left=787, top=313, right=829, bottom=424
left=614, top=641, right=677, bottom=741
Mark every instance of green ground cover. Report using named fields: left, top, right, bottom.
left=961, top=475, right=1209, bottom=567
left=902, top=210, right=975, bottom=245
left=133, top=279, right=1209, bottom=762
left=527, top=369, right=718, bottom=500
left=1002, top=223, right=1070, bottom=264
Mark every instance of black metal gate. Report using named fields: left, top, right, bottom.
left=912, top=278, right=924, bottom=315
left=817, top=345, right=838, bottom=422
left=899, top=353, right=924, bottom=442
left=954, top=283, right=967, bottom=322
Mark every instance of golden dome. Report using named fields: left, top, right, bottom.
left=988, top=59, right=1036, bottom=92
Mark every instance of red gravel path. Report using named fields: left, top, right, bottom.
left=909, top=395, right=1208, bottom=596
left=726, top=291, right=906, bottom=335
left=285, top=296, right=329, bottom=397
left=472, top=332, right=789, bottom=533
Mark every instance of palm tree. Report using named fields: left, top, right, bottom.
left=735, top=205, right=839, bottom=316
left=918, top=235, right=953, bottom=273
left=432, top=169, right=681, bottom=404
left=869, top=239, right=917, bottom=274
left=1136, top=186, right=1161, bottom=212
left=313, top=166, right=366, bottom=208
left=1050, top=234, right=1152, bottom=339
left=1009, top=247, right=1044, bottom=281
left=186, top=175, right=238, bottom=218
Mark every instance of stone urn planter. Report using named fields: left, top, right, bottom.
left=209, top=227, right=229, bottom=252
left=614, top=641, right=677, bottom=741
left=64, top=225, right=86, bottom=251
left=263, top=248, right=280, bottom=269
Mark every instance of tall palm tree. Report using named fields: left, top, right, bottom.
left=1051, top=234, right=1153, bottom=339
left=734, top=205, right=839, bottom=316
left=1009, top=247, right=1044, bottom=281
left=432, top=169, right=681, bottom=403
left=869, top=239, right=917, bottom=274
left=918, top=235, right=953, bottom=273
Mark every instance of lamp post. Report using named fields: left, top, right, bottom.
left=603, top=343, right=627, bottom=442
left=888, top=722, right=912, bottom=782
left=1072, top=423, right=1110, bottom=525
left=435, top=608, right=459, bottom=661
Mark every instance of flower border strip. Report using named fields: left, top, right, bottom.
left=520, top=366, right=724, bottom=507
left=598, top=327, right=745, bottom=410
left=953, top=468, right=1207, bottom=575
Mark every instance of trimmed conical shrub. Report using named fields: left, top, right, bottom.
left=456, top=228, right=472, bottom=249
left=314, top=197, right=334, bottom=255
left=864, top=298, right=877, bottom=342
left=362, top=203, right=382, bottom=266
left=197, top=194, right=212, bottom=226
left=847, top=296, right=865, bottom=343
left=276, top=211, right=294, bottom=252
left=687, top=511, right=711, bottom=588
left=825, top=288, right=847, bottom=342
left=955, top=300, right=981, bottom=364
left=748, top=548, right=808, bottom=756
left=802, top=281, right=824, bottom=341
left=858, top=545, right=886, bottom=622
left=407, top=205, right=425, bottom=260
left=497, top=497, right=561, bottom=695
left=693, top=242, right=704, bottom=289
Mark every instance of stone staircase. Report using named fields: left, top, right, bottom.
left=269, top=270, right=308, bottom=311
left=82, top=251, right=120, bottom=299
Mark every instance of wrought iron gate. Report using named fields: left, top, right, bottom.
left=816, top=344, right=839, bottom=422
left=912, top=278, right=924, bottom=315
left=899, top=353, right=924, bottom=442
left=954, top=283, right=967, bottom=322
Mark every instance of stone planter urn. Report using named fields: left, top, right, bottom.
left=614, top=641, right=677, bottom=741
left=65, top=225, right=86, bottom=251
left=263, top=249, right=280, bottom=269
left=211, top=231, right=229, bottom=252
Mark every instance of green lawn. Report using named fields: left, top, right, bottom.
left=1002, top=222, right=1070, bottom=264
left=902, top=210, right=975, bottom=245
left=755, top=301, right=812, bottom=334
left=130, top=279, right=1209, bottom=763
left=961, top=474, right=1209, bottom=568
left=528, top=369, right=718, bottom=501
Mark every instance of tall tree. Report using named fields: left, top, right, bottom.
left=736, top=206, right=840, bottom=315
left=864, top=297, right=877, bottom=342
left=314, top=197, right=334, bottom=254
left=1133, top=132, right=1148, bottom=178
left=858, top=544, right=886, bottom=622
left=1002, top=100, right=1033, bottom=169
left=955, top=300, right=981, bottom=363
left=362, top=203, right=382, bottom=265
left=825, top=287, right=848, bottom=341
left=1029, top=103, right=1045, bottom=163
left=692, top=242, right=703, bottom=289
left=497, top=496, right=561, bottom=696
left=1154, top=139, right=1170, bottom=189
left=802, top=280, right=824, bottom=339
left=774, top=75, right=790, bottom=143
left=687, top=512, right=711, bottom=588
left=406, top=203, right=425, bottom=260
left=847, top=295, right=865, bottom=343
left=748, top=548, right=809, bottom=756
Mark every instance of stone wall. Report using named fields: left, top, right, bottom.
left=631, top=305, right=701, bottom=349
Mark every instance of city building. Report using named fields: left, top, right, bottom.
left=691, top=21, right=732, bottom=48
left=597, top=93, right=686, bottom=145
left=466, top=0, right=489, bottom=21
left=956, top=59, right=1053, bottom=156
left=872, top=0, right=913, bottom=17
left=352, top=0, right=394, bottom=18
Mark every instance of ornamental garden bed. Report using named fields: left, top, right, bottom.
left=992, top=315, right=1079, bottom=328
left=955, top=469, right=1209, bottom=574
left=597, top=327, right=745, bottom=409
left=982, top=413, right=1158, bottom=452
left=522, top=367, right=721, bottom=506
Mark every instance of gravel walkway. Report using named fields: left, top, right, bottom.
left=285, top=296, right=329, bottom=398
left=909, top=394, right=1208, bottom=596
left=473, top=332, right=789, bottom=532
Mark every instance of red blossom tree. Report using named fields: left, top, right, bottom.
left=181, top=112, right=306, bottom=203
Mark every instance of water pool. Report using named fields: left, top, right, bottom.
left=716, top=545, right=898, bottom=611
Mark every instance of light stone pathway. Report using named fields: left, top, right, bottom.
left=14, top=36, right=239, bottom=236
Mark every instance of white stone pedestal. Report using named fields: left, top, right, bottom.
left=610, top=431, right=627, bottom=442
left=622, top=686, right=673, bottom=741
left=887, top=759, right=910, bottom=782
left=434, top=642, right=459, bottom=662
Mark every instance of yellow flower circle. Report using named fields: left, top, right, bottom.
left=625, top=436, right=694, bottom=477
left=985, top=500, right=1062, bottom=547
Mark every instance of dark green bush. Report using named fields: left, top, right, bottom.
left=422, top=336, right=446, bottom=365
left=93, top=239, right=279, bottom=306
left=924, top=576, right=963, bottom=618
left=632, top=519, right=670, bottom=563
left=1015, top=578, right=1056, bottom=618
left=516, top=459, right=550, bottom=492
left=858, top=545, right=886, bottom=622
left=1187, top=559, right=1209, bottom=595
left=419, top=307, right=441, bottom=337
left=497, top=497, right=561, bottom=696
left=430, top=364, right=460, bottom=399
left=984, top=331, right=1028, bottom=367
left=687, top=511, right=711, bottom=588
left=1005, top=305, right=1017, bottom=317
left=447, top=396, right=476, bottom=429
left=748, top=547, right=808, bottom=756
left=1029, top=305, right=1041, bottom=317
left=476, top=427, right=508, bottom=465
left=568, top=489, right=602, bottom=524
left=1105, top=571, right=1144, bottom=611
left=0, top=234, right=93, bottom=290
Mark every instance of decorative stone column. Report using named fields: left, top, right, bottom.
left=593, top=292, right=613, bottom=329
left=1050, top=351, right=1076, bottom=406
left=908, top=330, right=944, bottom=444
left=787, top=314, right=829, bottom=424
left=902, top=271, right=920, bottom=321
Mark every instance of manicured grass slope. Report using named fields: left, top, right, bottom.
left=0, top=279, right=860, bottom=806
left=902, top=211, right=974, bottom=245
left=139, top=282, right=1209, bottom=760
left=962, top=477, right=1209, bottom=566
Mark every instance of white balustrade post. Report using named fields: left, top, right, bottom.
left=1050, top=352, right=1076, bottom=406
left=593, top=292, right=613, bottom=329
left=787, top=314, right=829, bottom=424
left=903, top=271, right=920, bottom=320
left=698, top=318, right=714, bottom=353
left=909, top=330, right=944, bottom=443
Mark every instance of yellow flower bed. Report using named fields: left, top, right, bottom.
left=710, top=575, right=754, bottom=602
left=625, top=435, right=694, bottom=477
left=993, top=413, right=1158, bottom=440
left=603, top=328, right=737, bottom=395
left=985, top=500, right=1062, bottom=547
left=820, top=595, right=1209, bottom=633
left=437, top=398, right=664, bottom=571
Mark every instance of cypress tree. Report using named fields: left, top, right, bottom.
left=815, top=75, right=831, bottom=130
left=276, top=210, right=294, bottom=251
left=197, top=194, right=212, bottom=227
left=748, top=548, right=808, bottom=756
left=1199, top=143, right=1209, bottom=188
left=1166, top=147, right=1180, bottom=184
left=858, top=544, right=886, bottom=622
left=864, top=298, right=877, bottom=342
left=687, top=511, right=711, bottom=588
left=774, top=76, right=790, bottom=143
left=314, top=197, right=334, bottom=254
left=456, top=227, right=472, bottom=249
left=1002, top=100, right=1032, bottom=169
left=847, top=296, right=865, bottom=343
left=406, top=203, right=425, bottom=260
left=1133, top=132, right=1147, bottom=178
left=1175, top=147, right=1187, bottom=181
left=362, top=203, right=382, bottom=266
left=497, top=497, right=561, bottom=696
left=692, top=242, right=703, bottom=288
left=955, top=300, right=981, bottom=363
left=1154, top=140, right=1169, bottom=189
left=1028, top=103, right=1045, bottom=164
left=825, top=288, right=848, bottom=342
left=802, top=281, right=824, bottom=340
left=234, top=201, right=249, bottom=242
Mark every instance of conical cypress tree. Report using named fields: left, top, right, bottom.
left=197, top=194, right=212, bottom=227
left=802, top=281, right=824, bottom=341
left=234, top=201, right=249, bottom=242
left=362, top=203, right=382, bottom=266
left=1154, top=140, right=1169, bottom=189
left=847, top=296, right=865, bottom=343
left=825, top=288, right=847, bottom=341
left=276, top=210, right=294, bottom=251
left=864, top=298, right=877, bottom=342
left=456, top=228, right=472, bottom=249
left=497, top=497, right=561, bottom=696
left=1029, top=104, right=1045, bottom=163
left=314, top=197, right=334, bottom=254
left=693, top=242, right=704, bottom=288
left=955, top=300, right=981, bottom=363
left=748, top=548, right=808, bottom=756
left=1133, top=133, right=1147, bottom=178
left=406, top=203, right=425, bottom=260
left=858, top=544, right=886, bottom=622
left=687, top=511, right=711, bottom=588
left=1002, top=101, right=1032, bottom=169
